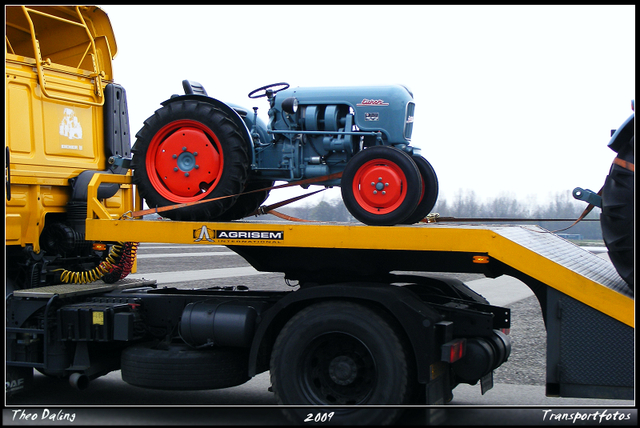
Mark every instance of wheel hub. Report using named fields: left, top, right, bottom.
left=357, top=164, right=404, bottom=210
left=328, top=355, right=358, bottom=386
left=177, top=151, right=196, bottom=172
left=152, top=125, right=222, bottom=198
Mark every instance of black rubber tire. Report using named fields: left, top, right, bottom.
left=215, top=179, right=273, bottom=221
left=402, top=155, right=439, bottom=224
left=341, top=146, right=422, bottom=226
left=270, top=301, right=411, bottom=425
left=121, top=342, right=250, bottom=390
left=132, top=99, right=250, bottom=221
left=601, top=136, right=634, bottom=289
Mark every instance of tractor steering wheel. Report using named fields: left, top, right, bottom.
left=248, top=82, right=290, bottom=99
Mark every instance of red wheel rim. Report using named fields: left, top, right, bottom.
left=146, top=120, right=223, bottom=202
left=351, top=158, right=408, bottom=214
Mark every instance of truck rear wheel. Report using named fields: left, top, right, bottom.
left=132, top=99, right=249, bottom=221
left=121, top=342, right=250, bottom=390
left=270, top=301, right=411, bottom=425
left=341, top=146, right=422, bottom=226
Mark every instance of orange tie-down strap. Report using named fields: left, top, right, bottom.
left=127, top=172, right=342, bottom=218
left=613, top=156, right=635, bottom=172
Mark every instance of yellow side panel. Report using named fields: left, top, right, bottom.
left=40, top=186, right=70, bottom=208
left=5, top=181, right=70, bottom=250
left=5, top=215, right=25, bottom=243
left=6, top=56, right=104, bottom=179
left=43, top=101, right=95, bottom=159
left=5, top=185, right=37, bottom=249
left=6, top=82, right=34, bottom=155
left=104, top=191, right=124, bottom=209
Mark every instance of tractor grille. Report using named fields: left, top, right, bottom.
left=404, top=102, right=415, bottom=140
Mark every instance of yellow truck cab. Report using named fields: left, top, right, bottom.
left=5, top=6, right=135, bottom=290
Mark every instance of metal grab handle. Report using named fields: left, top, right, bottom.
left=21, top=6, right=105, bottom=107
left=5, top=147, right=11, bottom=201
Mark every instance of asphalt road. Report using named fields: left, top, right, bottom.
left=4, top=243, right=635, bottom=426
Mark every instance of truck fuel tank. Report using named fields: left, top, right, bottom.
left=180, top=300, right=261, bottom=348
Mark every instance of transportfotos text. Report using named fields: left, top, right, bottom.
left=542, top=409, right=632, bottom=424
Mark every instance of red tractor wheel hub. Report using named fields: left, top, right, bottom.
left=147, top=120, right=223, bottom=202
left=352, top=159, right=408, bottom=214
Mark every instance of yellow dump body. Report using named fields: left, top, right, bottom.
left=5, top=6, right=132, bottom=252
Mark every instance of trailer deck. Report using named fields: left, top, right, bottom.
left=88, top=219, right=633, bottom=322
left=84, top=172, right=633, bottom=328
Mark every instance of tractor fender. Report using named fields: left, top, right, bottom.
left=608, top=112, right=634, bottom=154
left=247, top=283, right=444, bottom=384
left=161, top=94, right=255, bottom=157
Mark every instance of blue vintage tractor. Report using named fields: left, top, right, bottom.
left=132, top=81, right=438, bottom=225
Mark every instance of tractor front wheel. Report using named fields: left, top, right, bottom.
left=402, top=155, right=439, bottom=224
left=341, top=146, right=422, bottom=225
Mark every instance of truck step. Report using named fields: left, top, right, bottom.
left=12, top=278, right=157, bottom=299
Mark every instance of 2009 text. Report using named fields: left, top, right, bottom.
left=304, top=412, right=335, bottom=423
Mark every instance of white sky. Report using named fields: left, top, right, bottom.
left=101, top=4, right=635, bottom=208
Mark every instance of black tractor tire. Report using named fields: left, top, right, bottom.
left=402, top=155, right=439, bottom=224
left=341, top=146, right=422, bottom=226
left=601, top=135, right=634, bottom=289
left=121, top=342, right=250, bottom=390
left=132, top=99, right=250, bottom=221
left=270, top=301, right=412, bottom=425
left=215, top=179, right=273, bottom=221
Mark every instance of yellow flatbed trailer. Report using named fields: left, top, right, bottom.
left=84, top=173, right=634, bottom=401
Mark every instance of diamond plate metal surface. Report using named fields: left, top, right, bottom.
left=12, top=278, right=156, bottom=299
left=492, top=225, right=631, bottom=298
left=559, top=296, right=634, bottom=387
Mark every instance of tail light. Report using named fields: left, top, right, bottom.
left=441, top=338, right=466, bottom=363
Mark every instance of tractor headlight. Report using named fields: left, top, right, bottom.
left=282, top=97, right=299, bottom=114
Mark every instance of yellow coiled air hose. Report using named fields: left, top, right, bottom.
left=57, top=242, right=138, bottom=284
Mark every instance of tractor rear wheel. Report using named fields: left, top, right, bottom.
left=601, top=135, right=634, bottom=289
left=341, top=146, right=422, bottom=226
left=215, top=179, right=273, bottom=221
left=132, top=99, right=249, bottom=221
left=402, top=155, right=439, bottom=224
